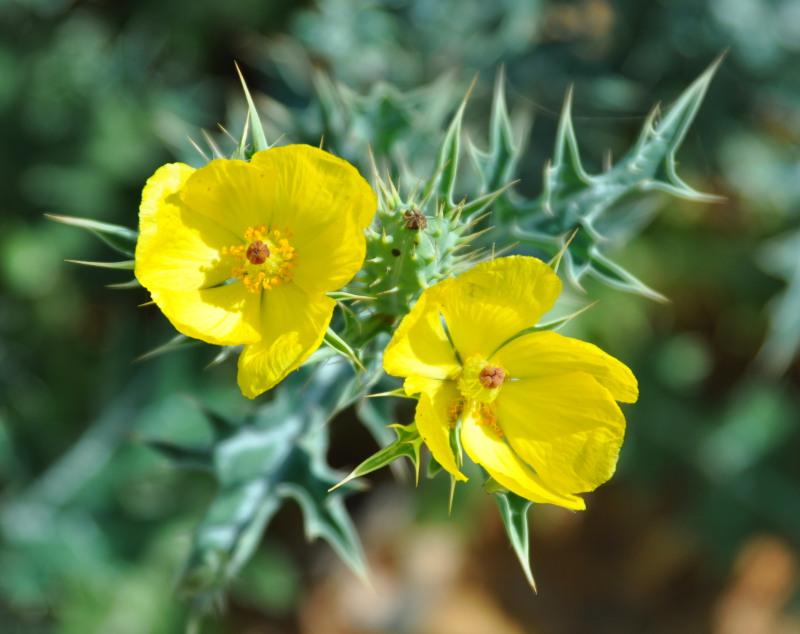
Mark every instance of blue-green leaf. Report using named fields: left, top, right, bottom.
left=65, top=259, right=136, bottom=270
left=235, top=62, right=268, bottom=154
left=47, top=213, right=138, bottom=257
left=493, top=488, right=536, bottom=592
left=135, top=334, right=198, bottom=363
left=137, top=438, right=213, bottom=471
left=424, top=76, right=476, bottom=207
left=330, top=422, right=423, bottom=491
left=323, top=327, right=365, bottom=371
left=468, top=67, right=527, bottom=195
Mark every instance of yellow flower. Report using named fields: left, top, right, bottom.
left=135, top=144, right=376, bottom=399
left=383, top=256, right=638, bottom=510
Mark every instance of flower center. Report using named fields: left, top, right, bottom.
left=452, top=354, right=508, bottom=437
left=221, top=225, right=297, bottom=293
left=456, top=354, right=507, bottom=403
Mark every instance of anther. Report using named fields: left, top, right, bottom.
left=446, top=397, right=465, bottom=428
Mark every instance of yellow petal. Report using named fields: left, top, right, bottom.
left=497, top=374, right=627, bottom=495
left=442, top=256, right=562, bottom=360
left=403, top=374, right=439, bottom=396
left=150, top=283, right=261, bottom=346
left=237, top=284, right=335, bottom=399
left=135, top=163, right=239, bottom=291
left=460, top=412, right=585, bottom=509
left=383, top=278, right=461, bottom=381
left=250, top=145, right=377, bottom=242
left=291, top=216, right=367, bottom=295
left=498, top=330, right=638, bottom=403
left=413, top=379, right=467, bottom=481
left=180, top=158, right=278, bottom=237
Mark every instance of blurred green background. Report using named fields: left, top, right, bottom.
left=1, top=0, right=799, bottom=632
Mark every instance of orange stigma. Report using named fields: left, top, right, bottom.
left=479, top=366, right=506, bottom=389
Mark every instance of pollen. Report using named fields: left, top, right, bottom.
left=474, top=403, right=503, bottom=437
left=446, top=397, right=465, bottom=428
left=221, top=225, right=297, bottom=293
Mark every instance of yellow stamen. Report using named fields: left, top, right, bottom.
left=474, top=402, right=503, bottom=437
left=446, top=397, right=465, bottom=428
left=221, top=225, right=298, bottom=293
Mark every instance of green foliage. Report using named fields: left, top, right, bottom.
left=314, top=73, right=463, bottom=174
left=50, top=55, right=729, bottom=617
left=496, top=57, right=724, bottom=301
left=7, top=1, right=800, bottom=632
left=493, top=489, right=537, bottom=592
left=142, top=359, right=381, bottom=613
left=757, top=228, right=800, bottom=375
left=46, top=214, right=138, bottom=258
left=304, top=60, right=731, bottom=603
left=357, top=197, right=476, bottom=321
left=331, top=422, right=424, bottom=491
left=235, top=63, right=269, bottom=156
left=467, top=68, right=528, bottom=198
left=23, top=58, right=736, bottom=634
left=352, top=81, right=511, bottom=325
left=261, top=55, right=724, bottom=304
left=254, top=71, right=464, bottom=177
left=289, top=0, right=542, bottom=88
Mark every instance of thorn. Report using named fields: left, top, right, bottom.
left=201, top=129, right=225, bottom=159
left=452, top=205, right=464, bottom=226
left=549, top=227, right=580, bottom=273
left=460, top=226, right=494, bottom=244
left=65, top=259, right=135, bottom=270
left=387, top=173, right=401, bottom=203
left=463, top=72, right=479, bottom=105
left=408, top=177, right=423, bottom=204
left=241, top=110, right=252, bottom=144
left=367, top=143, right=379, bottom=179
left=535, top=300, right=599, bottom=332
left=217, top=123, right=237, bottom=144
left=187, top=136, right=211, bottom=162
left=420, top=161, right=453, bottom=208
left=485, top=242, right=515, bottom=260
left=462, top=211, right=493, bottom=230
left=105, top=280, right=140, bottom=289
left=366, top=388, right=412, bottom=399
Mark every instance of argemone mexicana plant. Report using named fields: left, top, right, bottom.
left=54, top=59, right=720, bottom=616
